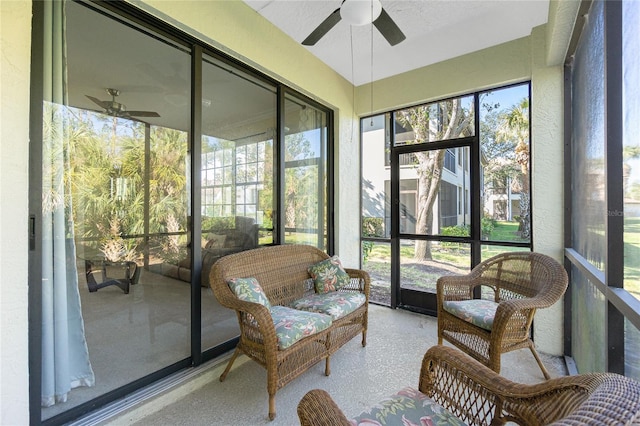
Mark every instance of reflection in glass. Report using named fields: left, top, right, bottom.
left=284, top=94, right=328, bottom=248
left=42, top=1, right=192, bottom=419
left=623, top=0, right=640, bottom=302
left=200, top=55, right=276, bottom=350
left=399, top=239, right=470, bottom=293
left=479, top=84, right=531, bottom=243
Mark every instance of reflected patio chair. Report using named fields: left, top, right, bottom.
left=437, top=251, right=568, bottom=379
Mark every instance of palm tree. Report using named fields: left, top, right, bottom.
left=496, top=98, right=530, bottom=238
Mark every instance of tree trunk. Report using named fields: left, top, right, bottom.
left=413, top=150, right=445, bottom=261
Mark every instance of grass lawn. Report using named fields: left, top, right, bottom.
left=625, top=217, right=640, bottom=298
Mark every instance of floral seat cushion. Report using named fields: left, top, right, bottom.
left=290, top=292, right=366, bottom=320
left=350, top=386, right=466, bottom=426
left=442, top=299, right=499, bottom=331
left=269, top=306, right=332, bottom=350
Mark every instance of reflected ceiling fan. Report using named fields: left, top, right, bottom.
left=302, top=0, right=406, bottom=46
left=86, top=88, right=160, bottom=118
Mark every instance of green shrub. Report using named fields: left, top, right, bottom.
left=441, top=225, right=470, bottom=238
left=362, top=217, right=384, bottom=237
left=440, top=225, right=470, bottom=250
left=202, top=216, right=234, bottom=232
left=362, top=241, right=374, bottom=263
left=481, top=216, right=496, bottom=238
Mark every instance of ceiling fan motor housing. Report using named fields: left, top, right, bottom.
left=340, top=0, right=382, bottom=26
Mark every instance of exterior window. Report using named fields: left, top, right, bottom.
left=361, top=86, right=531, bottom=307
left=439, top=181, right=458, bottom=228
left=480, top=85, right=531, bottom=242
left=444, top=149, right=456, bottom=172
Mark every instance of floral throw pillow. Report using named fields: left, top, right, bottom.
left=308, top=255, right=351, bottom=294
left=227, top=277, right=271, bottom=310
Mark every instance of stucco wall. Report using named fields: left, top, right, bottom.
left=530, top=24, right=565, bottom=355
left=1, top=1, right=32, bottom=424
left=355, top=37, right=531, bottom=115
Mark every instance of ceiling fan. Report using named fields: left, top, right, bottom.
left=86, top=88, right=160, bottom=118
left=302, top=0, right=406, bottom=47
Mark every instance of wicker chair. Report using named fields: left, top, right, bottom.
left=297, top=345, right=640, bottom=426
left=437, top=251, right=568, bottom=380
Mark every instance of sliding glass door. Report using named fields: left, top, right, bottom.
left=38, top=1, right=192, bottom=421
left=30, top=1, right=334, bottom=424
left=283, top=93, right=329, bottom=249
left=199, top=54, right=277, bottom=351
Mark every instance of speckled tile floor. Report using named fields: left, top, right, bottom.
left=98, top=304, right=567, bottom=426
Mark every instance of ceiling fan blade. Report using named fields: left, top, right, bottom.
left=126, top=111, right=161, bottom=117
left=302, top=8, right=342, bottom=46
left=373, top=8, right=406, bottom=46
left=86, top=95, right=110, bottom=110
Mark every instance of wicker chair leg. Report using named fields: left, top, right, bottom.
left=268, top=393, right=276, bottom=420
left=219, top=347, right=241, bottom=382
left=529, top=343, right=551, bottom=380
left=325, top=356, right=331, bottom=376
left=362, top=330, right=367, bottom=347
left=489, top=346, right=502, bottom=375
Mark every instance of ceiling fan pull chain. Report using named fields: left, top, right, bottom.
left=370, top=0, right=374, bottom=125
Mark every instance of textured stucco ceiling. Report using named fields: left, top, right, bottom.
left=244, top=0, right=550, bottom=86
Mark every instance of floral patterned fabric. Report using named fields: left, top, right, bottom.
left=442, top=299, right=499, bottom=331
left=270, top=306, right=333, bottom=350
left=290, top=292, right=366, bottom=320
left=227, top=277, right=272, bottom=310
left=308, top=255, right=352, bottom=294
left=349, top=387, right=466, bottom=426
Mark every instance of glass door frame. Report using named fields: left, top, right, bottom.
left=390, top=118, right=479, bottom=314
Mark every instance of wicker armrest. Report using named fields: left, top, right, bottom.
left=344, top=268, right=371, bottom=297
left=297, top=389, right=351, bottom=426
left=211, top=281, right=278, bottom=348
left=231, top=301, right=277, bottom=340
left=420, top=346, right=604, bottom=426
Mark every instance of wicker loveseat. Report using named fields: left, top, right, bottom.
left=210, top=244, right=370, bottom=420
left=297, top=345, right=640, bottom=426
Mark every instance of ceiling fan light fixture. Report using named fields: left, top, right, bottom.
left=340, top=0, right=382, bottom=26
